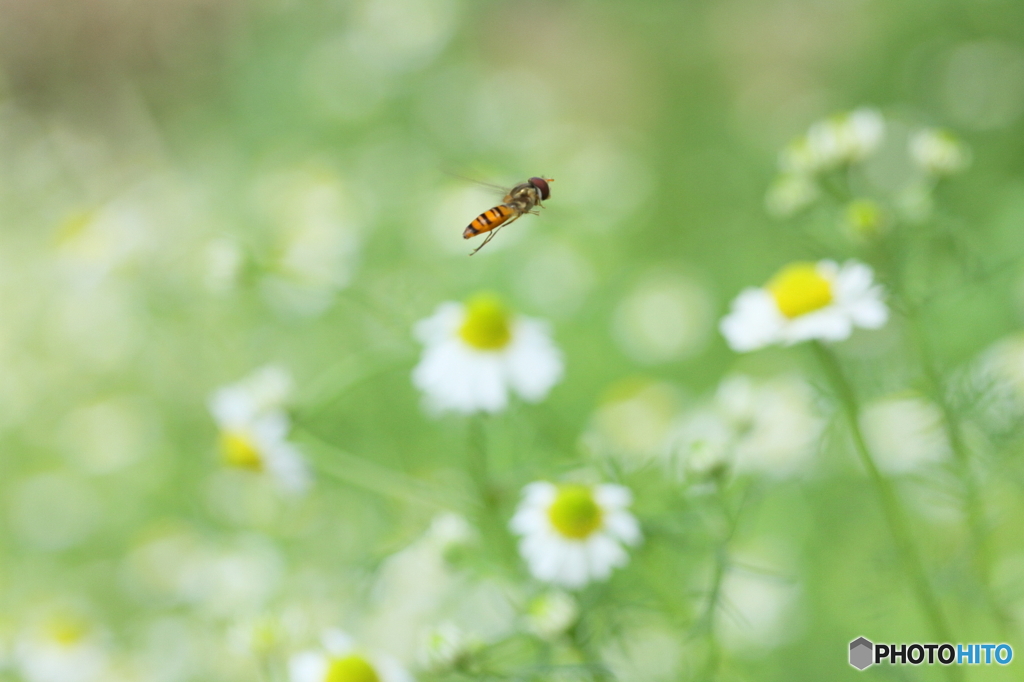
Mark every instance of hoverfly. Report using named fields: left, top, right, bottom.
left=462, top=176, right=553, bottom=255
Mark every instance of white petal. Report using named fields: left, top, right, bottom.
left=816, top=260, right=840, bottom=280
left=412, top=340, right=509, bottom=414
left=847, top=295, right=888, bottom=329
left=413, top=303, right=463, bottom=345
left=782, top=307, right=852, bottom=344
left=585, top=533, right=628, bottom=580
left=503, top=318, right=564, bottom=402
left=289, top=652, right=328, bottom=682
left=594, top=484, right=632, bottom=511
left=509, top=507, right=548, bottom=535
left=720, top=289, right=784, bottom=352
left=321, top=629, right=355, bottom=656
left=521, top=481, right=558, bottom=507
left=833, top=261, right=874, bottom=298
left=603, top=510, right=642, bottom=546
left=208, top=387, right=255, bottom=428
left=553, top=542, right=590, bottom=589
left=262, top=440, right=313, bottom=494
left=252, top=410, right=291, bottom=442
left=522, top=533, right=564, bottom=582
left=375, top=656, right=416, bottom=682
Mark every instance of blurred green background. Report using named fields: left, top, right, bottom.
left=3, top=0, right=1024, bottom=680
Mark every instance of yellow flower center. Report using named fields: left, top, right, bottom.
left=458, top=293, right=512, bottom=350
left=547, top=485, right=603, bottom=539
left=325, top=654, right=380, bottom=682
left=45, top=617, right=89, bottom=646
left=844, top=199, right=883, bottom=238
left=219, top=430, right=264, bottom=471
left=768, top=262, right=833, bottom=319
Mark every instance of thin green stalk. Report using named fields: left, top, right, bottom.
left=812, top=342, right=961, bottom=681
left=468, top=415, right=495, bottom=507
left=696, top=479, right=749, bottom=682
left=906, top=313, right=1010, bottom=634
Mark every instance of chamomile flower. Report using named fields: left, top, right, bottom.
left=14, top=612, right=109, bottom=682
left=289, top=630, right=413, bottom=682
left=412, top=293, right=563, bottom=415
left=779, top=108, right=884, bottom=174
left=806, top=107, right=885, bottom=168
left=208, top=365, right=311, bottom=494
left=418, top=622, right=481, bottom=672
left=509, top=482, right=641, bottom=589
left=719, top=260, right=888, bottom=352
left=909, top=128, right=971, bottom=176
left=524, top=591, right=579, bottom=640
left=765, top=173, right=819, bottom=218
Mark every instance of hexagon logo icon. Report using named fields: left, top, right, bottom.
left=850, top=637, right=874, bottom=670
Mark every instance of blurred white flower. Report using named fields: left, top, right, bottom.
left=418, top=622, right=480, bottom=672
left=665, top=407, right=733, bottom=482
left=806, top=107, right=885, bottom=168
left=600, top=623, right=683, bottom=682
left=584, top=379, right=682, bottom=469
left=424, top=512, right=477, bottom=551
left=720, top=260, right=888, bottom=352
left=256, top=167, right=364, bottom=317
left=53, top=200, right=154, bottom=287
left=360, top=513, right=511, bottom=662
left=779, top=108, right=884, bottom=174
left=510, top=482, right=641, bottom=589
left=666, top=374, right=823, bottom=481
left=716, top=567, right=802, bottom=654
left=289, top=630, right=413, bottom=682
left=860, top=394, right=951, bottom=474
left=412, top=293, right=563, bottom=415
left=202, top=237, right=244, bottom=294
left=208, top=365, right=310, bottom=494
left=58, top=397, right=158, bottom=475
left=612, top=273, right=714, bottom=364
left=716, top=375, right=824, bottom=476
left=765, top=173, right=819, bottom=218
left=14, top=612, right=109, bottom=682
left=909, top=128, right=971, bottom=176
left=970, top=333, right=1024, bottom=429
left=524, top=591, right=579, bottom=640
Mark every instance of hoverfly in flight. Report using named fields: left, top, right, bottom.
left=462, top=176, right=553, bottom=255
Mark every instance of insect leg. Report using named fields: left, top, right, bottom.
left=469, top=215, right=521, bottom=255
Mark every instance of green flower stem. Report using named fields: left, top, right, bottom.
left=906, top=313, right=1010, bottom=634
left=812, top=342, right=960, bottom=681
left=697, top=479, right=749, bottom=682
left=468, top=415, right=495, bottom=507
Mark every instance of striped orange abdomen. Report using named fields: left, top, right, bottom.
left=464, top=204, right=513, bottom=239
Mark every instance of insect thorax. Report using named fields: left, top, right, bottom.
left=507, top=183, right=541, bottom=213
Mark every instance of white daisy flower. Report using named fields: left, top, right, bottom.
left=780, top=108, right=885, bottom=174
left=719, top=260, right=888, bottom=353
left=14, top=613, right=109, bottom=682
left=765, top=173, right=819, bottom=218
left=664, top=407, right=734, bottom=482
left=509, top=481, right=641, bottom=589
left=806, top=107, right=885, bottom=168
left=412, top=293, right=564, bottom=415
left=909, top=128, right=971, bottom=176
left=418, top=622, right=481, bottom=672
left=524, top=591, right=579, bottom=640
left=208, top=365, right=311, bottom=494
left=289, top=630, right=413, bottom=682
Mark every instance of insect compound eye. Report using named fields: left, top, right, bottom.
left=528, top=177, right=551, bottom=201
